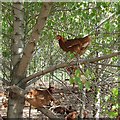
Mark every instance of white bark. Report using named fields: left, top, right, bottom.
left=7, top=2, right=25, bottom=118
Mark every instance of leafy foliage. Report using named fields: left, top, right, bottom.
left=1, top=2, right=119, bottom=118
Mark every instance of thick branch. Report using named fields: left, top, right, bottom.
left=22, top=52, right=119, bottom=84
left=37, top=107, right=64, bottom=120
left=16, top=3, right=52, bottom=77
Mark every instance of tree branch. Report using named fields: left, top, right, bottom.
left=91, top=62, right=120, bottom=67
left=95, top=13, right=116, bottom=29
left=16, top=3, right=53, bottom=77
left=89, top=12, right=116, bottom=35
left=21, top=52, right=119, bottom=84
left=0, top=77, right=10, bottom=85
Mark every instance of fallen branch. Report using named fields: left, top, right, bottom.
left=21, top=52, right=119, bottom=84
left=37, top=107, right=64, bottom=120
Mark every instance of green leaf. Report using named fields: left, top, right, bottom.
left=85, top=69, right=91, bottom=78
left=85, top=81, right=91, bottom=90
left=104, top=95, right=110, bottom=101
left=74, top=76, right=80, bottom=82
left=74, top=76, right=83, bottom=90
left=75, top=69, right=80, bottom=77
left=69, top=78, right=75, bottom=84
left=104, top=22, right=110, bottom=30
left=108, top=111, right=117, bottom=118
left=112, top=88, right=118, bottom=96
left=67, top=52, right=75, bottom=60
left=78, top=80, right=83, bottom=90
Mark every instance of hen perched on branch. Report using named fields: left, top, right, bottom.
left=56, top=35, right=91, bottom=56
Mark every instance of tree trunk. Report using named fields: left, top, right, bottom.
left=7, top=91, right=25, bottom=118
left=7, top=2, right=25, bottom=118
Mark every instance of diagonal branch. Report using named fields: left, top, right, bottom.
left=95, top=13, right=116, bottom=29
left=20, top=52, right=119, bottom=84
left=89, top=12, right=116, bottom=35
left=16, top=3, right=53, bottom=77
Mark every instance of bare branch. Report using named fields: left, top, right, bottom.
left=91, top=62, right=120, bottom=67
left=95, top=13, right=116, bottom=29
left=89, top=12, right=116, bottom=35
left=21, top=52, right=119, bottom=84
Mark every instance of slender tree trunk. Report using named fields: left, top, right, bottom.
left=7, top=2, right=25, bottom=118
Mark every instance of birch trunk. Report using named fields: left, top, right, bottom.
left=7, top=2, right=25, bottom=118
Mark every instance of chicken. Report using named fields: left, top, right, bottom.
left=65, top=111, right=78, bottom=120
left=53, top=106, right=68, bottom=114
left=26, top=86, right=55, bottom=108
left=56, top=35, right=91, bottom=56
left=53, top=106, right=76, bottom=115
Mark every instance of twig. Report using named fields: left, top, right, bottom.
left=91, top=62, right=120, bottom=68
left=88, top=12, right=116, bottom=35
left=96, top=13, right=116, bottom=29
left=0, top=77, right=10, bottom=85
left=54, top=7, right=97, bottom=12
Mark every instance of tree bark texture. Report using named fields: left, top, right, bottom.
left=7, top=2, right=25, bottom=118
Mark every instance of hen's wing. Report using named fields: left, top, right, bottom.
left=65, top=36, right=90, bottom=48
left=65, top=38, right=82, bottom=48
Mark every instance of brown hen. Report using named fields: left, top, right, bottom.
left=56, top=35, right=91, bottom=55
